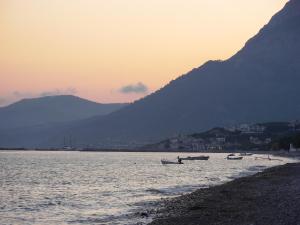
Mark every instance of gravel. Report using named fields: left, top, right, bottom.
left=148, top=163, right=300, bottom=225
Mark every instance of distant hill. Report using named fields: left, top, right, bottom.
left=1, top=0, right=300, bottom=148
left=0, top=95, right=128, bottom=129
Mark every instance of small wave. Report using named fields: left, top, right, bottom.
left=146, top=185, right=205, bottom=196
left=207, top=177, right=221, bottom=182
left=247, top=165, right=267, bottom=172
left=146, top=188, right=166, bottom=195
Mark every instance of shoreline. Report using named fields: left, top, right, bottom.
left=0, top=148, right=298, bottom=155
left=147, top=162, right=300, bottom=225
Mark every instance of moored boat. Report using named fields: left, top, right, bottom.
left=180, top=156, right=209, bottom=161
left=226, top=154, right=243, bottom=160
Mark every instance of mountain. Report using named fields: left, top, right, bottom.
left=1, top=0, right=300, bottom=148
left=0, top=95, right=127, bottom=129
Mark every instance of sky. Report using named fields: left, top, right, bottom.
left=0, top=0, right=288, bottom=106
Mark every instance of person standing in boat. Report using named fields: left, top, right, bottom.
left=177, top=156, right=182, bottom=164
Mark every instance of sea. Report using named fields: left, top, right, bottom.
left=0, top=151, right=294, bottom=225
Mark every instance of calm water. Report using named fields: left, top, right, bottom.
left=0, top=151, right=294, bottom=225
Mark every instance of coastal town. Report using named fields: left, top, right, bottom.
left=144, top=121, right=300, bottom=152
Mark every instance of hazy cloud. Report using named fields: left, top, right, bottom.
left=119, top=82, right=148, bottom=94
left=0, top=98, right=7, bottom=106
left=13, top=91, right=33, bottom=98
left=12, top=88, right=77, bottom=99
left=39, top=88, right=77, bottom=97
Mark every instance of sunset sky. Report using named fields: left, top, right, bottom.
left=0, top=0, right=287, bottom=106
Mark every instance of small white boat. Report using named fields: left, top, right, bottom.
left=226, top=154, right=243, bottom=160
left=161, top=159, right=183, bottom=165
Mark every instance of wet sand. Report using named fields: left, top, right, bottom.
left=149, top=163, right=300, bottom=225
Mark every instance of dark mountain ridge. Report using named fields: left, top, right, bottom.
left=0, top=95, right=128, bottom=129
